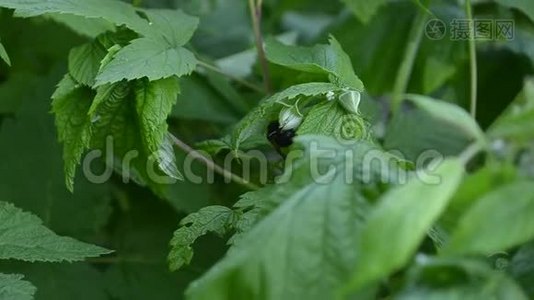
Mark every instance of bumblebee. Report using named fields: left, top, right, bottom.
left=267, top=121, right=296, bottom=149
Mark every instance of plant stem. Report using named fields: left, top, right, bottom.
left=459, top=141, right=484, bottom=165
left=465, top=0, right=478, bottom=119
left=169, top=133, right=261, bottom=191
left=391, top=4, right=430, bottom=113
left=248, top=0, right=272, bottom=94
left=197, top=60, right=264, bottom=93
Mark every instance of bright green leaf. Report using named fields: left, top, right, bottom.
left=344, top=159, right=464, bottom=293
left=444, top=180, right=534, bottom=256
left=439, top=163, right=518, bottom=234
left=0, top=273, right=36, bottom=300
left=95, top=37, right=197, bottom=86
left=0, top=201, right=112, bottom=262
left=297, top=100, right=369, bottom=141
left=265, top=36, right=364, bottom=91
left=168, top=206, right=237, bottom=271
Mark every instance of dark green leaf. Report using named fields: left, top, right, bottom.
left=0, top=201, right=112, bottom=262
left=51, top=75, right=93, bottom=192
left=68, top=41, right=107, bottom=87
left=135, top=77, right=182, bottom=180
left=510, top=241, right=534, bottom=297
left=397, top=257, right=529, bottom=300
left=489, top=78, right=534, bottom=143
left=495, top=0, right=534, bottom=22
left=168, top=206, right=237, bottom=271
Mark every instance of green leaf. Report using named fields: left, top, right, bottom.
left=0, top=0, right=151, bottom=36
left=88, top=80, right=182, bottom=197
left=405, top=94, right=486, bottom=144
left=340, top=0, right=389, bottom=23
left=186, top=137, right=402, bottom=300
left=344, top=159, right=464, bottom=293
left=444, top=180, right=534, bottom=256
left=93, top=9, right=199, bottom=86
left=68, top=41, right=108, bottom=87
left=421, top=57, right=456, bottom=94
left=297, top=100, right=369, bottom=141
left=510, top=241, right=534, bottom=297
left=168, top=206, right=237, bottom=271
left=0, top=201, right=112, bottom=262
left=265, top=36, right=364, bottom=91
left=385, top=95, right=486, bottom=161
left=439, top=163, right=518, bottom=234
left=2, top=263, right=108, bottom=300
left=88, top=80, right=145, bottom=179
left=0, top=40, right=10, bottom=66
left=88, top=81, right=130, bottom=116
left=0, top=73, right=113, bottom=236
left=141, top=9, right=199, bottom=47
left=489, top=78, right=534, bottom=143
left=95, top=37, right=197, bottom=86
left=134, top=78, right=182, bottom=180
left=47, top=13, right=115, bottom=38
left=231, top=82, right=343, bottom=151
left=187, top=178, right=368, bottom=300
left=0, top=273, right=36, bottom=300
left=495, top=0, right=534, bottom=22
left=51, top=75, right=94, bottom=192
left=397, top=257, right=529, bottom=300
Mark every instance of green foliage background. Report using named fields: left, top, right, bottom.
left=0, top=0, right=533, bottom=299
